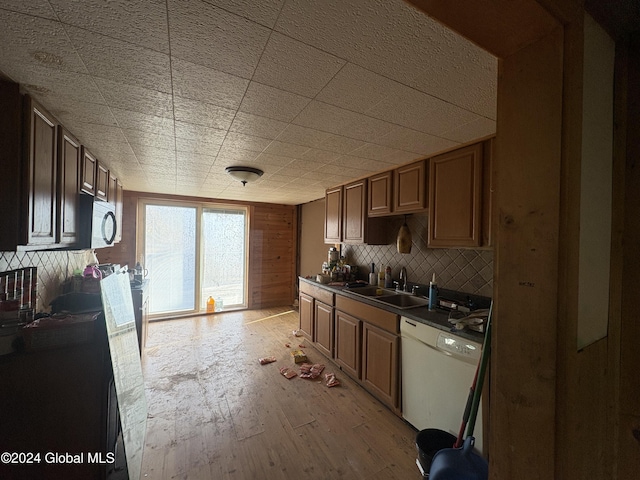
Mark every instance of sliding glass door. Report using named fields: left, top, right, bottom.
left=141, top=200, right=248, bottom=318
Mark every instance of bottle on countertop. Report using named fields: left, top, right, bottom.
left=428, top=273, right=438, bottom=311
left=369, top=263, right=377, bottom=286
left=378, top=265, right=385, bottom=288
left=207, top=296, right=216, bottom=313
left=384, top=265, right=393, bottom=288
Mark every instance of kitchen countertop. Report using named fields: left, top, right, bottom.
left=298, top=276, right=485, bottom=343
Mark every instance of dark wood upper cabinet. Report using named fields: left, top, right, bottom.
left=368, top=171, right=393, bottom=217
left=114, top=178, right=123, bottom=243
left=394, top=160, right=427, bottom=214
left=80, top=146, right=97, bottom=196
left=343, top=180, right=367, bottom=244
left=95, top=160, right=109, bottom=201
left=24, top=96, right=58, bottom=248
left=324, top=186, right=342, bottom=244
left=108, top=171, right=117, bottom=204
left=428, top=142, right=483, bottom=247
left=57, top=126, right=80, bottom=246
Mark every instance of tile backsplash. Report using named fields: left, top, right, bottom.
left=341, top=214, right=493, bottom=297
left=0, top=250, right=96, bottom=312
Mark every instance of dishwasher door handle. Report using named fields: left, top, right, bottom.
left=403, top=319, right=417, bottom=328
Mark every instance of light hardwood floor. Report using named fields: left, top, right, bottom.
left=140, top=307, right=420, bottom=479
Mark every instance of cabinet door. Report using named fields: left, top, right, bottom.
left=80, top=146, right=96, bottom=195
left=334, top=310, right=361, bottom=379
left=95, top=160, right=109, bottom=201
left=368, top=171, right=393, bottom=216
left=362, top=322, right=399, bottom=409
left=343, top=180, right=367, bottom=243
left=108, top=171, right=117, bottom=204
left=324, top=186, right=342, bottom=243
left=24, top=97, right=58, bottom=247
left=57, top=127, right=80, bottom=246
left=428, top=143, right=483, bottom=247
left=394, top=160, right=426, bottom=213
left=314, top=301, right=333, bottom=358
left=299, top=293, right=314, bottom=341
left=114, top=178, right=123, bottom=243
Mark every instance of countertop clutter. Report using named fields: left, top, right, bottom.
left=299, top=276, right=489, bottom=343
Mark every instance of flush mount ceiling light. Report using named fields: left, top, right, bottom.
left=225, top=166, right=263, bottom=186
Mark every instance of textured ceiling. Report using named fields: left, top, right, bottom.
left=0, top=0, right=497, bottom=205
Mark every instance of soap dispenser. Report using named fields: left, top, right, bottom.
left=428, top=273, right=438, bottom=310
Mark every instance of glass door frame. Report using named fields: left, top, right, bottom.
left=137, top=198, right=249, bottom=320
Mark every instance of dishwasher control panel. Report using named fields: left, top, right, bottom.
left=436, top=332, right=481, bottom=363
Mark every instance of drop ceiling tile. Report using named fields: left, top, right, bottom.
left=132, top=146, right=176, bottom=166
left=253, top=153, right=293, bottom=168
left=299, top=148, right=342, bottom=163
left=205, top=0, right=285, bottom=28
left=216, top=145, right=260, bottom=163
left=253, top=32, right=345, bottom=98
left=54, top=100, right=116, bottom=129
left=176, top=152, right=217, bottom=166
left=441, top=116, right=496, bottom=143
left=1, top=0, right=57, bottom=19
left=174, top=96, right=236, bottom=131
left=167, top=0, right=270, bottom=78
left=222, top=131, right=272, bottom=153
left=94, top=77, right=173, bottom=118
left=376, top=127, right=458, bottom=155
left=16, top=68, right=105, bottom=106
left=174, top=121, right=227, bottom=146
left=69, top=124, right=129, bottom=147
left=370, top=91, right=479, bottom=138
left=239, top=82, right=311, bottom=123
left=175, top=137, right=223, bottom=157
left=316, top=63, right=401, bottom=113
left=50, top=0, right=170, bottom=53
left=294, top=101, right=399, bottom=143
left=111, top=107, right=174, bottom=135
left=229, top=112, right=288, bottom=140
left=349, top=143, right=417, bottom=164
left=318, top=133, right=367, bottom=154
left=263, top=140, right=310, bottom=158
left=65, top=25, right=172, bottom=93
left=275, top=124, right=331, bottom=149
left=123, top=129, right=176, bottom=151
left=0, top=10, right=88, bottom=75
left=171, top=58, right=249, bottom=110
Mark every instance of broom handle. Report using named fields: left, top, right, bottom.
left=466, top=301, right=492, bottom=438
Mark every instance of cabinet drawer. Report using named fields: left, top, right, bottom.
left=299, top=281, right=334, bottom=305
left=335, top=295, right=398, bottom=334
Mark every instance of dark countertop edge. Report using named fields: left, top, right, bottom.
left=298, top=277, right=484, bottom=343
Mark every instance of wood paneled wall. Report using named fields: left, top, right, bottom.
left=247, top=204, right=297, bottom=309
left=96, top=191, right=297, bottom=310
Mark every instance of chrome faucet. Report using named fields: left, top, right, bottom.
left=399, top=267, right=407, bottom=292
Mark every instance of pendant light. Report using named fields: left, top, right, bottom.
left=225, top=166, right=264, bottom=186
left=397, top=215, right=412, bottom=254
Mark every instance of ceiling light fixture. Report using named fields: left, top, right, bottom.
left=225, top=166, right=263, bottom=186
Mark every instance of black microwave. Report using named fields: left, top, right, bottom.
left=79, top=195, right=118, bottom=248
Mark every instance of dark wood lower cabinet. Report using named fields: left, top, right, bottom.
left=334, top=310, right=361, bottom=379
left=362, top=322, right=399, bottom=411
left=298, top=293, right=314, bottom=340
left=314, top=301, right=333, bottom=358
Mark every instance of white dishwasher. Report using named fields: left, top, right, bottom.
left=400, top=316, right=484, bottom=454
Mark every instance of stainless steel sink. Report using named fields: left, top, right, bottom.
left=345, top=286, right=430, bottom=310
left=344, top=286, right=395, bottom=297
left=372, top=294, right=430, bottom=309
